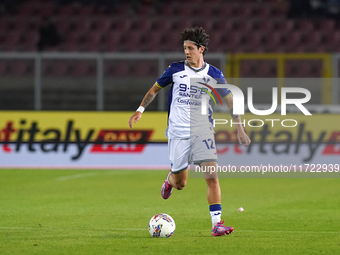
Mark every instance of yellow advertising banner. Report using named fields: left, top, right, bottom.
left=0, top=111, right=168, bottom=142
left=0, top=111, right=339, bottom=167
left=1, top=111, right=339, bottom=144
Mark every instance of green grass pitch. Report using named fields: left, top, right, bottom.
left=0, top=169, right=339, bottom=255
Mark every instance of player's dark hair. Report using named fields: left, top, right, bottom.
left=181, top=27, right=210, bottom=55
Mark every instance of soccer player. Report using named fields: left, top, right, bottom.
left=129, top=27, right=251, bottom=236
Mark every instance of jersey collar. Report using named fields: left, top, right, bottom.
left=185, top=60, right=207, bottom=73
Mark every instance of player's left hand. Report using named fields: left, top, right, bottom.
left=237, top=130, right=251, bottom=147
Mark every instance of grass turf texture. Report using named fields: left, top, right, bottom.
left=0, top=170, right=339, bottom=255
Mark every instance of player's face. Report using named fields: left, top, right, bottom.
left=183, top=41, right=204, bottom=67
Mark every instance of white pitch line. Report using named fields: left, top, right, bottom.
left=2, top=227, right=338, bottom=234
left=56, top=172, right=100, bottom=181
left=55, top=170, right=133, bottom=181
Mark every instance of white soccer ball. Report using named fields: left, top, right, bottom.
left=148, top=213, right=176, bottom=238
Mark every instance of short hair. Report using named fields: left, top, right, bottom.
left=181, top=27, right=210, bottom=55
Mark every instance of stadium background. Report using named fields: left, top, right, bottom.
left=0, top=1, right=339, bottom=255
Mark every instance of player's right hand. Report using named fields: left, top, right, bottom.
left=129, top=112, right=142, bottom=128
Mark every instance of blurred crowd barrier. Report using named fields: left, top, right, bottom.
left=0, top=52, right=340, bottom=112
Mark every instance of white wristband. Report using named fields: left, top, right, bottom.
left=136, top=106, right=145, bottom=113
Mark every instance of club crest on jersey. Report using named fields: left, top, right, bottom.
left=203, top=76, right=210, bottom=84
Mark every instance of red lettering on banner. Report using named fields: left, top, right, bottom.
left=1, top=121, right=16, bottom=152
left=90, top=130, right=153, bottom=153
left=234, top=144, right=243, bottom=154
left=215, top=130, right=243, bottom=154
left=322, top=132, right=340, bottom=154
left=217, top=147, right=229, bottom=154
left=217, top=145, right=243, bottom=154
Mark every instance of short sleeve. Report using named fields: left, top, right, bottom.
left=156, top=62, right=185, bottom=88
left=156, top=65, right=174, bottom=88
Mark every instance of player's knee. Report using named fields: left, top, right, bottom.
left=205, top=177, right=219, bottom=187
left=174, top=179, right=186, bottom=190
